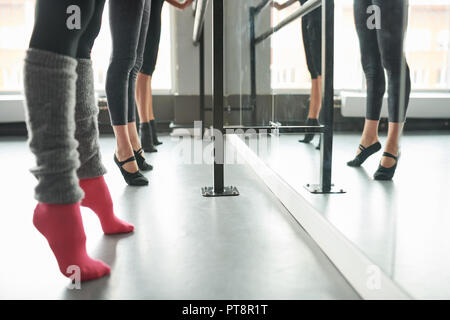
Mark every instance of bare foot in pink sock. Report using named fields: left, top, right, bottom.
left=33, top=203, right=111, bottom=281
left=79, top=176, right=134, bottom=235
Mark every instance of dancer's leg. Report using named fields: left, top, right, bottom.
left=136, top=73, right=152, bottom=123
left=299, top=7, right=322, bottom=144
left=138, top=0, right=164, bottom=148
left=75, top=0, right=133, bottom=234
left=374, top=0, right=411, bottom=168
left=127, top=0, right=151, bottom=154
left=25, top=0, right=110, bottom=281
left=75, top=0, right=107, bottom=180
left=308, top=76, right=322, bottom=119
left=353, top=0, right=385, bottom=154
left=136, top=73, right=157, bottom=152
left=106, top=0, right=149, bottom=179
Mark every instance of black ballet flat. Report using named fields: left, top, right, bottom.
left=144, top=144, right=158, bottom=153
left=139, top=122, right=158, bottom=153
left=113, top=154, right=148, bottom=186
left=299, top=118, right=320, bottom=144
left=134, top=148, right=153, bottom=172
left=374, top=152, right=399, bottom=181
left=347, top=141, right=381, bottom=167
left=150, top=120, right=163, bottom=146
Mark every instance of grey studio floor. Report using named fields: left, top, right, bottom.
left=244, top=131, right=450, bottom=299
left=0, top=134, right=359, bottom=300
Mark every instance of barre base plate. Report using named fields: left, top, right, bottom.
left=304, top=184, right=346, bottom=194
left=201, top=186, right=240, bottom=197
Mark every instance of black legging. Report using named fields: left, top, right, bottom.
left=141, top=0, right=165, bottom=76
left=354, top=0, right=411, bottom=123
left=106, top=0, right=151, bottom=126
left=29, top=0, right=105, bottom=59
left=299, top=0, right=321, bottom=79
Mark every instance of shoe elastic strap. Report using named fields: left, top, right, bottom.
left=135, top=148, right=143, bottom=156
left=359, top=144, right=366, bottom=151
left=118, top=156, right=136, bottom=166
left=382, top=152, right=397, bottom=160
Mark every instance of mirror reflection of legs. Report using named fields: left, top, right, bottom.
left=349, top=0, right=411, bottom=180
left=233, top=0, right=449, bottom=300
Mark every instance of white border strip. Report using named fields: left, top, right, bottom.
left=228, top=134, right=412, bottom=300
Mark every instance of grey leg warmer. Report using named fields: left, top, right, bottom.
left=75, top=59, right=107, bottom=179
left=23, top=49, right=84, bottom=204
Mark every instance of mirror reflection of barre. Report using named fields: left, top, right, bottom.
left=191, top=0, right=344, bottom=196
left=193, top=0, right=210, bottom=45
left=249, top=0, right=344, bottom=194
left=254, top=0, right=321, bottom=43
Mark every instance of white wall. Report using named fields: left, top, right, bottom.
left=172, top=0, right=272, bottom=96
left=224, top=0, right=271, bottom=96
left=172, top=2, right=212, bottom=95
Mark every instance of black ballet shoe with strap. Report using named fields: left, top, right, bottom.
left=347, top=141, right=381, bottom=167
left=373, top=152, right=399, bottom=181
left=114, top=153, right=149, bottom=186
left=139, top=122, right=158, bottom=153
left=133, top=148, right=153, bottom=172
left=150, top=120, right=163, bottom=146
left=299, top=118, right=320, bottom=144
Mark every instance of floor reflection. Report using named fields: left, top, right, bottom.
left=243, top=131, right=450, bottom=299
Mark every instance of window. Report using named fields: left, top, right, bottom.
left=271, top=0, right=363, bottom=91
left=270, top=0, right=450, bottom=91
left=406, top=30, right=432, bottom=52
left=270, top=1, right=313, bottom=90
left=407, top=1, right=450, bottom=90
left=0, top=0, right=173, bottom=92
left=0, top=0, right=34, bottom=92
left=437, top=30, right=450, bottom=51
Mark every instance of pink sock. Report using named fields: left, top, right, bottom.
left=79, top=176, right=134, bottom=234
left=33, top=203, right=111, bottom=282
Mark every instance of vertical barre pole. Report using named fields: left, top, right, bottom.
left=320, top=0, right=334, bottom=192
left=213, top=0, right=224, bottom=193
left=250, top=7, right=257, bottom=125
left=202, top=0, right=239, bottom=197
left=199, top=27, right=205, bottom=138
left=306, top=0, right=344, bottom=194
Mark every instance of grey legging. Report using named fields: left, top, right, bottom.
left=354, top=0, right=411, bottom=123
left=106, top=0, right=151, bottom=126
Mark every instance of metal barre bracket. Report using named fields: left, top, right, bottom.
left=304, top=184, right=346, bottom=194
left=201, top=186, right=240, bottom=197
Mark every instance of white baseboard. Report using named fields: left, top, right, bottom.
left=0, top=95, right=26, bottom=123
left=341, top=91, right=450, bottom=119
